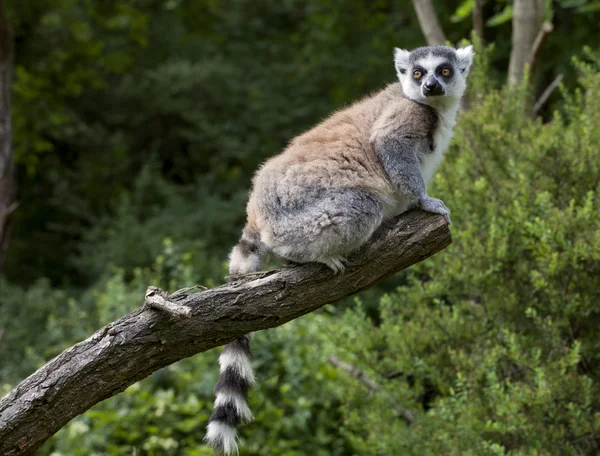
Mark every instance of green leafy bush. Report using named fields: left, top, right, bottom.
left=328, top=57, right=600, bottom=455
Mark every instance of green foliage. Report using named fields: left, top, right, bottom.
left=560, top=0, right=600, bottom=13
left=0, top=278, right=91, bottom=384
left=450, top=0, right=473, bottom=23
left=327, top=59, right=600, bottom=455
left=5, top=0, right=600, bottom=286
left=11, top=0, right=149, bottom=172
left=6, top=0, right=441, bottom=285
left=486, top=5, right=513, bottom=27
left=3, top=1, right=600, bottom=455
left=72, top=164, right=240, bottom=282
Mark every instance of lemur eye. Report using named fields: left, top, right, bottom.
left=413, top=70, right=423, bottom=79
left=441, top=67, right=452, bottom=77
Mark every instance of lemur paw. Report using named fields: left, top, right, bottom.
left=418, top=196, right=451, bottom=224
left=324, top=257, right=347, bottom=274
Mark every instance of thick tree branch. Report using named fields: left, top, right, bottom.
left=0, top=210, right=451, bottom=455
left=411, top=0, right=447, bottom=45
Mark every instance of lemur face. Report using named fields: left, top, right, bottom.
left=394, top=45, right=474, bottom=106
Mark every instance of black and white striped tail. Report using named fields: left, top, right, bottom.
left=205, top=335, right=255, bottom=455
left=206, top=226, right=264, bottom=454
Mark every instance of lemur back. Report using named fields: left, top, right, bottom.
left=245, top=83, right=438, bottom=260
left=205, top=44, right=473, bottom=455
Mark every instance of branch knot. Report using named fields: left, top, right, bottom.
left=144, top=286, right=193, bottom=317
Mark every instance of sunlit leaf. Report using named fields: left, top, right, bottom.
left=450, top=0, right=473, bottom=23
left=486, top=5, right=513, bottom=26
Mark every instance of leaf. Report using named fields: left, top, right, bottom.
left=451, top=0, right=473, bottom=23
left=576, top=1, right=600, bottom=12
left=486, top=5, right=513, bottom=27
left=559, top=0, right=586, bottom=8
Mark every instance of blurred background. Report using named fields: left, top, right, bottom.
left=1, top=0, right=600, bottom=454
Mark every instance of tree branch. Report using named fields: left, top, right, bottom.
left=144, top=286, right=193, bottom=317
left=329, top=355, right=414, bottom=424
left=527, top=21, right=553, bottom=70
left=411, top=0, right=447, bottom=45
left=0, top=210, right=451, bottom=455
left=532, top=73, right=563, bottom=116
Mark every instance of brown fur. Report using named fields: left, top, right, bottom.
left=246, top=82, right=438, bottom=235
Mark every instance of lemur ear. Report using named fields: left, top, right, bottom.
left=455, top=45, right=474, bottom=75
left=394, top=48, right=410, bottom=76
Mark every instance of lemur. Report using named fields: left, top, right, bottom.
left=205, top=45, right=474, bottom=454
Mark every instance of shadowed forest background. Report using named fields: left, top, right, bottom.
left=1, top=0, right=600, bottom=454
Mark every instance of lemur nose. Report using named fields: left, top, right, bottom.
left=423, top=77, right=443, bottom=96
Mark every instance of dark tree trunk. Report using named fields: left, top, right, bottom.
left=472, top=0, right=485, bottom=43
left=0, top=0, right=15, bottom=271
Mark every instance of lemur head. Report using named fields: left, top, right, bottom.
left=394, top=45, right=474, bottom=108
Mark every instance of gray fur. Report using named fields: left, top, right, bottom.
left=264, top=188, right=383, bottom=272
left=408, top=45, right=459, bottom=65
left=229, top=226, right=267, bottom=275
left=418, top=195, right=451, bottom=224
left=374, top=136, right=429, bottom=199
left=373, top=135, right=451, bottom=224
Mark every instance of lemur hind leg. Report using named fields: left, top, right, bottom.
left=265, top=188, right=383, bottom=273
left=229, top=225, right=268, bottom=275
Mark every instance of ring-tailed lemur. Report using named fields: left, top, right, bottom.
left=205, top=45, right=474, bottom=454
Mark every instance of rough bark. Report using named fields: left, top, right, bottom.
left=411, top=0, right=447, bottom=45
left=0, top=210, right=452, bottom=456
left=0, top=0, right=15, bottom=270
left=508, top=0, right=543, bottom=86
